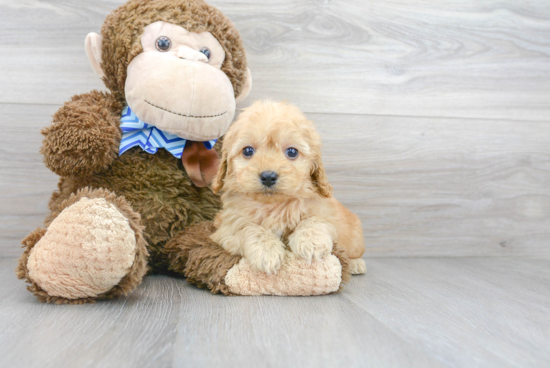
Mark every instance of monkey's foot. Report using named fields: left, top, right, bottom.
left=17, top=188, right=148, bottom=303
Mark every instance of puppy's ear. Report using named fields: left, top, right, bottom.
left=311, top=157, right=333, bottom=198
left=212, top=142, right=229, bottom=194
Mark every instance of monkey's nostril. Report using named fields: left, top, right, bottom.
left=259, top=171, right=278, bottom=188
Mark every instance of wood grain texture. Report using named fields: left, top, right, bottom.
left=0, top=104, right=59, bottom=257
left=344, top=257, right=550, bottom=368
left=2, top=1, right=550, bottom=367
left=1, top=103, right=550, bottom=257
left=0, top=0, right=550, bottom=120
left=0, top=257, right=548, bottom=368
left=315, top=113, right=550, bottom=258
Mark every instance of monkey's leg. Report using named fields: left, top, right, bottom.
left=165, top=222, right=353, bottom=296
left=165, top=222, right=241, bottom=295
left=16, top=188, right=148, bottom=304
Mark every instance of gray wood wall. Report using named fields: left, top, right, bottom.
left=1, top=0, right=549, bottom=258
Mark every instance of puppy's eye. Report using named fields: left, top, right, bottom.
left=286, top=147, right=299, bottom=159
left=200, top=47, right=211, bottom=60
left=156, top=36, right=172, bottom=52
left=243, top=146, right=255, bottom=158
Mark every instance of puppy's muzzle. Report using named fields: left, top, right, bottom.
left=259, top=171, right=278, bottom=188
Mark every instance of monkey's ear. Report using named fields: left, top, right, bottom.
left=235, top=68, right=252, bottom=104
left=85, top=32, right=105, bottom=78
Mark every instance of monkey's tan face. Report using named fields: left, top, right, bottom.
left=125, top=21, right=236, bottom=141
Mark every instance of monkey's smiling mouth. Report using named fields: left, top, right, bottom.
left=145, top=100, right=227, bottom=118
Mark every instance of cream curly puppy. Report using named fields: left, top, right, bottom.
left=211, top=100, right=366, bottom=275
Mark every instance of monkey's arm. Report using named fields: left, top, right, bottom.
left=41, top=91, right=123, bottom=177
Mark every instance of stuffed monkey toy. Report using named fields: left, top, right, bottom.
left=16, top=0, right=350, bottom=303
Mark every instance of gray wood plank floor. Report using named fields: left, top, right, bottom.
left=1, top=0, right=550, bottom=120
left=0, top=257, right=548, bottom=368
left=1, top=1, right=550, bottom=367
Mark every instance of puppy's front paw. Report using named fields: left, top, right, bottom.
left=288, top=225, right=333, bottom=264
left=248, top=239, right=286, bottom=274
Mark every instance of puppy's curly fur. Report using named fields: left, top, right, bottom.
left=211, top=101, right=366, bottom=274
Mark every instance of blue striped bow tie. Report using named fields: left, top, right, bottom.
left=119, top=106, right=217, bottom=159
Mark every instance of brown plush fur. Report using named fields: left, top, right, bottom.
left=17, top=0, right=247, bottom=303
left=34, top=0, right=246, bottom=275
left=44, top=146, right=222, bottom=273
left=166, top=222, right=241, bottom=295
left=16, top=188, right=149, bottom=304
left=41, top=91, right=123, bottom=178
left=101, top=0, right=248, bottom=103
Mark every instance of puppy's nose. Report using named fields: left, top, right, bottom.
left=259, top=171, right=278, bottom=188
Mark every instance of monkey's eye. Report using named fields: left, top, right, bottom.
left=156, top=36, right=172, bottom=52
left=286, top=147, right=299, bottom=159
left=200, top=47, right=211, bottom=60
left=243, top=146, right=255, bottom=158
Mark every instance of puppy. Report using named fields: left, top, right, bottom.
left=211, top=100, right=366, bottom=275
